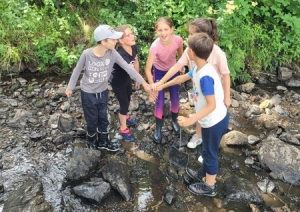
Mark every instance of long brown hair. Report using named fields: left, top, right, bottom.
left=189, top=18, right=219, bottom=42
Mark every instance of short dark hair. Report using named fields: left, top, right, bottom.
left=188, top=33, right=214, bottom=60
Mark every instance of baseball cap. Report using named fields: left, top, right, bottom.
left=93, top=25, right=123, bottom=42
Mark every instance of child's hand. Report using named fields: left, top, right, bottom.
left=65, top=88, right=72, bottom=97
left=142, top=82, right=151, bottom=93
left=224, top=97, right=231, bottom=108
left=177, top=116, right=195, bottom=127
left=151, top=81, right=163, bottom=91
left=134, top=82, right=140, bottom=90
left=149, top=90, right=158, bottom=102
left=156, top=85, right=164, bottom=91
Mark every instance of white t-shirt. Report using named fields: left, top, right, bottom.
left=188, top=63, right=227, bottom=128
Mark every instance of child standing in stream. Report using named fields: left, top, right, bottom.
left=66, top=24, right=152, bottom=151
left=157, top=32, right=229, bottom=196
left=110, top=25, right=140, bottom=142
left=144, top=17, right=184, bottom=144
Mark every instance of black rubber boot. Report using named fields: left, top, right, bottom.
left=171, top=112, right=180, bottom=134
left=98, top=131, right=119, bottom=152
left=153, top=117, right=163, bottom=144
left=87, top=133, right=97, bottom=149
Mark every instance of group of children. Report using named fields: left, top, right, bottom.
left=65, top=17, right=230, bottom=197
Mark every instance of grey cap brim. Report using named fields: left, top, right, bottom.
left=108, top=31, right=123, bottom=39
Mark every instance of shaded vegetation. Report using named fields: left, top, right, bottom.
left=1, top=0, right=299, bottom=83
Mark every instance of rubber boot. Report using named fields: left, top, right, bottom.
left=87, top=133, right=97, bottom=149
left=153, top=117, right=163, bottom=144
left=171, top=112, right=180, bottom=134
left=98, top=131, right=119, bottom=152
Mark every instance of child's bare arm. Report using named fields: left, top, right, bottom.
left=145, top=54, right=155, bottom=84
left=157, top=74, right=191, bottom=91
left=178, top=95, right=216, bottom=127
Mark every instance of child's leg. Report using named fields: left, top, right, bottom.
left=169, top=84, right=179, bottom=113
left=112, top=81, right=132, bottom=130
left=153, top=69, right=165, bottom=119
left=97, top=89, right=109, bottom=132
left=196, top=122, right=202, bottom=138
left=169, top=83, right=180, bottom=133
left=168, top=73, right=180, bottom=113
left=201, top=113, right=229, bottom=185
left=81, top=90, right=98, bottom=135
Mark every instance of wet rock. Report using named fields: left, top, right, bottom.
left=62, top=187, right=93, bottom=211
left=166, top=165, right=179, bottom=181
left=223, top=175, right=263, bottom=204
left=236, top=83, right=255, bottom=93
left=73, top=178, right=111, bottom=204
left=278, top=67, right=293, bottom=81
left=7, top=109, right=33, bottom=129
left=244, top=157, right=255, bottom=165
left=66, top=147, right=101, bottom=180
left=248, top=135, right=260, bottom=145
left=249, top=203, right=260, bottom=212
left=58, top=114, right=75, bottom=132
left=259, top=99, right=270, bottom=109
left=273, top=105, right=289, bottom=116
left=0, top=183, right=3, bottom=193
left=3, top=180, right=52, bottom=212
left=269, top=94, right=282, bottom=106
left=53, top=134, right=74, bottom=145
left=285, top=79, right=300, bottom=87
left=231, top=99, right=239, bottom=108
left=231, top=161, right=239, bottom=170
left=56, top=87, right=67, bottom=96
left=279, top=133, right=300, bottom=146
left=48, top=113, right=61, bottom=129
left=1, top=99, right=18, bottom=107
left=258, top=136, right=300, bottom=185
left=164, top=191, right=175, bottom=205
left=60, top=101, right=70, bottom=112
left=34, top=99, right=48, bottom=108
left=101, top=160, right=132, bottom=201
left=257, top=178, right=275, bottom=193
left=255, top=114, right=279, bottom=130
left=223, top=130, right=248, bottom=146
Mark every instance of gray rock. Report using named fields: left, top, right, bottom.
left=285, top=79, right=300, bottom=87
left=73, top=178, right=111, bottom=204
left=224, top=130, right=248, bottom=146
left=278, top=67, right=293, bottom=81
left=258, top=136, right=300, bottom=185
left=101, top=160, right=132, bottom=201
left=223, top=176, right=263, bottom=204
left=3, top=180, right=52, bottom=212
left=66, top=147, right=101, bottom=180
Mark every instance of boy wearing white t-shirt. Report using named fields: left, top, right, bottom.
left=157, top=32, right=229, bottom=196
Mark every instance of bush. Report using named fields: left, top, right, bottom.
left=0, top=0, right=299, bottom=83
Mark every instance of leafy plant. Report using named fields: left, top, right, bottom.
left=1, top=0, right=299, bottom=83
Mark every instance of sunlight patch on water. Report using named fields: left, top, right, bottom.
left=136, top=180, right=154, bottom=211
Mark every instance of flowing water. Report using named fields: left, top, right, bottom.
left=1, top=72, right=299, bottom=211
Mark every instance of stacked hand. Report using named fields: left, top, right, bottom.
left=65, top=88, right=72, bottom=97
left=142, top=82, right=158, bottom=102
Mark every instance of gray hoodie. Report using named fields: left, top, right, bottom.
left=67, top=47, right=144, bottom=93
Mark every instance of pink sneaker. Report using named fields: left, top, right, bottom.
left=120, top=127, right=135, bottom=142
left=126, top=114, right=136, bottom=126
